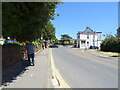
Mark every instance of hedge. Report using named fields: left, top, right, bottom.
left=100, top=36, right=120, bottom=53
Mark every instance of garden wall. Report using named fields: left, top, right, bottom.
left=2, top=46, right=23, bottom=68
left=2, top=45, right=42, bottom=68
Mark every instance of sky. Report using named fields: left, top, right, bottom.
left=118, top=1, right=120, bottom=27
left=51, top=2, right=118, bottom=40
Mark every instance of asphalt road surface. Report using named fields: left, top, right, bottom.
left=52, top=46, right=118, bottom=88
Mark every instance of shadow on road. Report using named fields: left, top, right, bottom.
left=2, top=59, right=30, bottom=86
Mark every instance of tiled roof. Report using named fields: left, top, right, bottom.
left=117, top=27, right=120, bottom=31
left=77, top=27, right=101, bottom=35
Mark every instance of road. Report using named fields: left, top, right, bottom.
left=52, top=46, right=118, bottom=88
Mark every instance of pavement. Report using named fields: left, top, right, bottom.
left=2, top=48, right=53, bottom=88
left=67, top=45, right=119, bottom=60
left=84, top=49, right=119, bottom=60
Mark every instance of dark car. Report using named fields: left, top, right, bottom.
left=74, top=44, right=77, bottom=48
left=90, top=46, right=99, bottom=49
left=49, top=44, right=58, bottom=48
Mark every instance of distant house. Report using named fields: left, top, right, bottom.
left=117, top=27, right=120, bottom=35
left=76, top=27, right=102, bottom=49
left=60, top=38, right=75, bottom=45
left=60, top=34, right=75, bottom=45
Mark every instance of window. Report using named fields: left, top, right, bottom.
left=77, top=35, right=80, bottom=39
left=97, top=34, right=101, bottom=40
left=87, top=41, right=89, bottom=44
left=93, top=35, right=95, bottom=39
left=87, top=35, right=89, bottom=39
left=81, top=41, right=85, bottom=47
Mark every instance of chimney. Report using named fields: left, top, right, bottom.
left=86, top=27, right=90, bottom=29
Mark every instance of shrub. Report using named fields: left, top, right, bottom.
left=100, top=35, right=120, bottom=52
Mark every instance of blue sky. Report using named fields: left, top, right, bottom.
left=51, top=2, right=118, bottom=40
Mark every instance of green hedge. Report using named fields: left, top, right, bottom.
left=63, top=42, right=74, bottom=45
left=100, top=36, right=120, bottom=52
left=2, top=43, right=23, bottom=48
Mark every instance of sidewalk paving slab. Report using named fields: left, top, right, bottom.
left=2, top=48, right=53, bottom=88
left=86, top=50, right=119, bottom=60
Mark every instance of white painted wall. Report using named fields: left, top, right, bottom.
left=77, top=33, right=102, bottom=49
left=80, top=34, right=86, bottom=39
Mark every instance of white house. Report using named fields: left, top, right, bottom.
left=76, top=27, right=102, bottom=49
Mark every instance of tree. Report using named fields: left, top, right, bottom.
left=42, top=21, right=56, bottom=41
left=2, top=2, right=61, bottom=42
left=60, top=34, right=73, bottom=45
left=61, top=34, right=72, bottom=40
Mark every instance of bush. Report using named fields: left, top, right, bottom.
left=62, top=42, right=74, bottom=46
left=32, top=41, right=41, bottom=46
left=69, top=42, right=74, bottom=45
left=100, top=35, right=120, bottom=52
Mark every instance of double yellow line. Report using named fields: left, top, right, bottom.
left=49, top=48, right=71, bottom=88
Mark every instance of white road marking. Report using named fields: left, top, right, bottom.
left=82, top=50, right=84, bottom=53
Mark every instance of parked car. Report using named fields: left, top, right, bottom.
left=74, top=44, right=77, bottom=48
left=49, top=44, right=59, bottom=48
left=90, top=46, right=99, bottom=49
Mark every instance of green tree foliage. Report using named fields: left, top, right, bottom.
left=54, top=39, right=59, bottom=44
left=42, top=21, right=56, bottom=40
left=61, top=34, right=72, bottom=41
left=100, top=34, right=120, bottom=52
left=2, top=2, right=61, bottom=42
left=60, top=34, right=73, bottom=45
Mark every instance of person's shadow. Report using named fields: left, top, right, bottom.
left=2, top=59, right=30, bottom=86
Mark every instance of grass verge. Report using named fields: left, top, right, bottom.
left=96, top=50, right=120, bottom=58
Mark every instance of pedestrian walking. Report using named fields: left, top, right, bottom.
left=25, top=41, right=35, bottom=66
left=42, top=43, right=45, bottom=50
left=44, top=41, right=47, bottom=48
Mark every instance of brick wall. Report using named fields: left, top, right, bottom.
left=2, top=46, right=23, bottom=68
left=2, top=45, right=42, bottom=68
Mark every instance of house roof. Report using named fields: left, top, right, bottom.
left=77, top=27, right=102, bottom=35
left=96, top=32, right=102, bottom=33
left=117, top=27, right=120, bottom=31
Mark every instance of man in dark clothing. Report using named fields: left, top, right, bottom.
left=44, top=41, right=47, bottom=48
left=42, top=43, right=45, bottom=50
left=25, top=41, right=35, bottom=66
